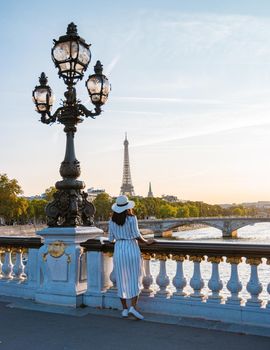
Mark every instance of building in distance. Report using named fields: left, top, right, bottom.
left=162, top=194, right=179, bottom=203
left=87, top=187, right=105, bottom=201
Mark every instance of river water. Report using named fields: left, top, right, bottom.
left=150, top=223, right=270, bottom=302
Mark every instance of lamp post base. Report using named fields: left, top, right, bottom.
left=46, top=189, right=95, bottom=227
left=35, top=226, right=103, bottom=307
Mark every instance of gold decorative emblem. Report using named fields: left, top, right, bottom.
left=48, top=241, right=66, bottom=258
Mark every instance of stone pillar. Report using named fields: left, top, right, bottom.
left=222, top=221, right=238, bottom=238
left=35, top=226, right=103, bottom=307
left=83, top=251, right=113, bottom=307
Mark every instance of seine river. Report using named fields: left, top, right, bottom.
left=150, top=223, right=270, bottom=302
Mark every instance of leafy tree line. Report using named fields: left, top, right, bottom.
left=93, top=193, right=257, bottom=221
left=0, top=174, right=55, bottom=225
left=0, top=173, right=258, bottom=225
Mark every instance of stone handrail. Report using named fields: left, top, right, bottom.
left=0, top=236, right=43, bottom=249
left=81, top=239, right=270, bottom=259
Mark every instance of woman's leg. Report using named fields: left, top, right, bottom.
left=120, top=298, right=128, bottom=309
left=131, top=296, right=138, bottom=308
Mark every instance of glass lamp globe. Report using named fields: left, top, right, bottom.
left=86, top=61, right=110, bottom=106
left=52, top=22, right=91, bottom=85
left=32, top=73, right=54, bottom=113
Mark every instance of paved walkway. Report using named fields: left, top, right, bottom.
left=0, top=300, right=269, bottom=350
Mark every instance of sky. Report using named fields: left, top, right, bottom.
left=1, top=0, right=270, bottom=204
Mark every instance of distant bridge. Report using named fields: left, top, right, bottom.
left=97, top=217, right=270, bottom=238
left=0, top=217, right=270, bottom=238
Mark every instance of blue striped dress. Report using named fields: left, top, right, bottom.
left=109, top=215, right=143, bottom=299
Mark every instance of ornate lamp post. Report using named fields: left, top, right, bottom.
left=32, top=23, right=110, bottom=227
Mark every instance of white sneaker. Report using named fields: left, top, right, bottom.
left=128, top=306, right=144, bottom=320
left=121, top=309, right=129, bottom=318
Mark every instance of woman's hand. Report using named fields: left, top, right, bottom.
left=146, top=238, right=156, bottom=245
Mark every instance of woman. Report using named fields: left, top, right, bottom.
left=109, top=195, right=155, bottom=320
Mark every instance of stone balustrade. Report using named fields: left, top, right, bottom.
left=81, top=239, right=270, bottom=328
left=1, top=234, right=270, bottom=331
left=0, top=236, right=43, bottom=298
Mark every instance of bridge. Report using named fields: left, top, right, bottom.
left=96, top=217, right=270, bottom=238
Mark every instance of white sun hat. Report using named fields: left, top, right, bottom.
left=111, top=195, right=135, bottom=213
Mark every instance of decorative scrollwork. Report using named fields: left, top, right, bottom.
left=60, top=161, right=81, bottom=178
left=43, top=253, right=48, bottom=262
left=46, top=189, right=95, bottom=227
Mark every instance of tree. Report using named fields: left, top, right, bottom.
left=28, top=199, right=47, bottom=223
left=131, top=197, right=147, bottom=219
left=231, top=207, right=244, bottom=216
left=188, top=205, right=199, bottom=217
left=93, top=193, right=112, bottom=221
left=176, top=205, right=190, bottom=218
left=158, top=204, right=177, bottom=219
left=0, top=174, right=28, bottom=224
left=44, top=186, right=57, bottom=202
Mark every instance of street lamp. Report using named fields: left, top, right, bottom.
left=32, top=23, right=111, bottom=227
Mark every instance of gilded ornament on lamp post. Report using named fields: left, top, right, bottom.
left=32, top=23, right=111, bottom=227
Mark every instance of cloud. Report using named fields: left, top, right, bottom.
left=105, top=54, right=121, bottom=75
left=132, top=120, right=270, bottom=149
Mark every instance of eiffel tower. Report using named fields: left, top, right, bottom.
left=120, top=133, right=135, bottom=197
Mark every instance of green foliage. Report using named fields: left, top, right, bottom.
left=27, top=199, right=47, bottom=223
left=0, top=173, right=27, bottom=224
left=158, top=204, right=177, bottom=218
left=176, top=205, right=189, bottom=218
left=93, top=193, right=112, bottom=221
left=44, top=186, right=57, bottom=202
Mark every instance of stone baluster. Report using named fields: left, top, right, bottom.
left=109, top=253, right=117, bottom=290
left=0, top=249, right=3, bottom=277
left=172, top=255, right=187, bottom=297
left=207, top=256, right=223, bottom=302
left=24, top=252, right=29, bottom=279
left=190, top=256, right=205, bottom=299
left=141, top=253, right=154, bottom=295
left=267, top=259, right=270, bottom=308
left=246, top=258, right=263, bottom=307
left=156, top=254, right=170, bottom=296
left=2, top=248, right=14, bottom=279
left=226, top=257, right=243, bottom=305
left=13, top=249, right=25, bottom=280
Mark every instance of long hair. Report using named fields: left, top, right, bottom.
left=111, top=209, right=134, bottom=226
